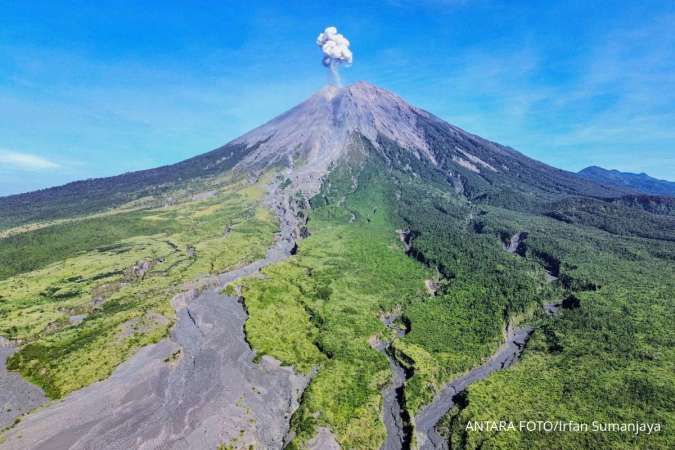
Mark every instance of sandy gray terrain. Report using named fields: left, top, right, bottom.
left=414, top=325, right=533, bottom=450
left=306, top=427, right=341, bottom=450
left=232, top=82, right=440, bottom=196
left=0, top=338, right=47, bottom=430
left=0, top=182, right=307, bottom=450
left=380, top=350, right=409, bottom=450
left=373, top=312, right=411, bottom=450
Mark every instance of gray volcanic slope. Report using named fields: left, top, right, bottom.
left=0, top=339, right=47, bottom=429
left=0, top=81, right=629, bottom=230
left=231, top=82, right=629, bottom=201
left=0, top=184, right=307, bottom=450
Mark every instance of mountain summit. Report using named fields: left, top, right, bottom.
left=231, top=81, right=629, bottom=201
left=232, top=82, right=436, bottom=192
left=0, top=81, right=632, bottom=228
left=230, top=82, right=636, bottom=205
left=235, top=82, right=434, bottom=166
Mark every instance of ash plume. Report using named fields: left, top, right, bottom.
left=316, top=26, right=352, bottom=86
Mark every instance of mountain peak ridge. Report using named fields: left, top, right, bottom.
left=578, top=165, right=675, bottom=196
left=0, top=81, right=638, bottom=230
left=231, top=81, right=438, bottom=193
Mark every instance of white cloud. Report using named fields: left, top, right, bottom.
left=0, top=150, right=60, bottom=170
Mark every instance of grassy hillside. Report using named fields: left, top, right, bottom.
left=1, top=176, right=277, bottom=398
left=0, top=142, right=252, bottom=230
left=1, top=135, right=672, bottom=449
left=235, top=149, right=559, bottom=448
left=236, top=164, right=430, bottom=449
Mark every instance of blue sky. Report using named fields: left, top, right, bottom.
left=1, top=0, right=674, bottom=195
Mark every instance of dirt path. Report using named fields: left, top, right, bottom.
left=0, top=181, right=307, bottom=450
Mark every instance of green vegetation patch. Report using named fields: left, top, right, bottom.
left=435, top=205, right=675, bottom=449
left=240, top=151, right=553, bottom=448
left=392, top=177, right=555, bottom=414
left=0, top=210, right=181, bottom=281
left=241, top=165, right=430, bottom=449
left=1, top=180, right=278, bottom=398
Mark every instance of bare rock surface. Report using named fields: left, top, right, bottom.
left=505, top=231, right=526, bottom=255
left=306, top=427, right=341, bottom=450
left=1, top=284, right=306, bottom=450
left=233, top=82, right=438, bottom=196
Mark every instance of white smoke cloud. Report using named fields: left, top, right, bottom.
left=316, top=26, right=352, bottom=85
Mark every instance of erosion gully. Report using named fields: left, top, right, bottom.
left=374, top=311, right=414, bottom=450
left=0, top=179, right=309, bottom=450
left=411, top=231, right=561, bottom=450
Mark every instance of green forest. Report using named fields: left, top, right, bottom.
left=236, top=147, right=673, bottom=449
left=0, top=144, right=673, bottom=449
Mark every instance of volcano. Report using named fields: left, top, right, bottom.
left=0, top=81, right=635, bottom=229
left=231, top=81, right=630, bottom=200
left=1, top=82, right=673, bottom=450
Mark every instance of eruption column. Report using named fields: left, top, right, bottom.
left=316, top=26, right=353, bottom=86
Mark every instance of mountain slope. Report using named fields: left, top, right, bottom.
left=1, top=82, right=674, bottom=450
left=578, top=165, right=675, bottom=197
left=0, top=82, right=631, bottom=230
left=0, top=141, right=253, bottom=229
left=234, top=82, right=632, bottom=204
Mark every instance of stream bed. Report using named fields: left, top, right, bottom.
left=0, top=181, right=307, bottom=450
left=375, top=312, right=413, bottom=450
left=413, top=230, right=562, bottom=449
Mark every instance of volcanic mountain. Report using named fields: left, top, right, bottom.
left=1, top=82, right=674, bottom=450
left=0, top=81, right=633, bottom=229
left=232, top=82, right=632, bottom=198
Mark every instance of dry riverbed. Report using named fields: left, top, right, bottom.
left=0, top=181, right=307, bottom=450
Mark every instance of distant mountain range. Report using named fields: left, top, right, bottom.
left=578, top=165, right=675, bottom=197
